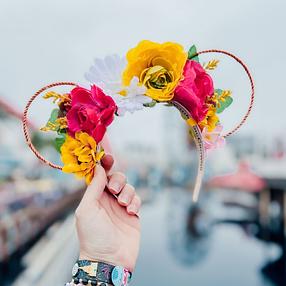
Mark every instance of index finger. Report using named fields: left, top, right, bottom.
left=100, top=134, right=114, bottom=173
left=101, top=154, right=114, bottom=173
left=101, top=134, right=112, bottom=154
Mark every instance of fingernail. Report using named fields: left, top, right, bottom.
left=119, top=194, right=130, bottom=205
left=103, top=153, right=113, bottom=160
left=128, top=205, right=138, bottom=214
left=108, top=182, right=120, bottom=193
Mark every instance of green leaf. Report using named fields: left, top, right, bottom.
left=214, top=89, right=233, bottom=113
left=217, top=96, right=233, bottom=113
left=54, top=134, right=66, bottom=153
left=188, top=45, right=199, bottom=62
left=215, top=88, right=223, bottom=95
left=57, top=128, right=67, bottom=135
left=41, top=108, right=60, bottom=132
left=49, top=109, right=59, bottom=124
left=143, top=100, right=157, bottom=108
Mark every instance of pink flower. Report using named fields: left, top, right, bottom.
left=202, top=125, right=225, bottom=152
left=173, top=60, right=214, bottom=123
left=67, top=85, right=116, bottom=143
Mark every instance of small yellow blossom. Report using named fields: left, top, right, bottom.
left=203, top=59, right=219, bottom=71
left=199, top=106, right=219, bottom=132
left=122, top=40, right=187, bottom=102
left=61, top=132, right=104, bottom=184
left=43, top=91, right=71, bottom=106
left=208, top=90, right=232, bottom=109
left=40, top=122, right=58, bottom=132
left=186, top=117, right=197, bottom=126
left=40, top=117, right=67, bottom=132
left=56, top=117, right=68, bottom=129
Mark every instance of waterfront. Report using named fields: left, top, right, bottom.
left=1, top=99, right=286, bottom=285
left=135, top=191, right=280, bottom=286
left=1, top=0, right=286, bottom=284
left=2, top=189, right=283, bottom=286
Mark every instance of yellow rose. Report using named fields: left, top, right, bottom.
left=61, top=132, right=104, bottom=184
left=122, top=40, right=187, bottom=101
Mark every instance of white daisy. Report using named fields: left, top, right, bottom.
left=85, top=55, right=152, bottom=115
left=85, top=54, right=126, bottom=94
left=113, top=77, right=151, bottom=116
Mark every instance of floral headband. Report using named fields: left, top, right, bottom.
left=23, top=40, right=254, bottom=201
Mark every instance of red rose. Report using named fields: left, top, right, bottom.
left=173, top=60, right=214, bottom=123
left=67, top=85, right=116, bottom=143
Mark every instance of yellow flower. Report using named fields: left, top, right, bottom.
left=122, top=40, right=187, bottom=102
left=43, top=91, right=71, bottom=106
left=40, top=117, right=68, bottom=132
left=56, top=117, right=68, bottom=129
left=61, top=132, right=104, bottom=184
left=199, top=106, right=219, bottom=132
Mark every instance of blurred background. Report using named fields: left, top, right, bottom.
left=0, top=0, right=286, bottom=285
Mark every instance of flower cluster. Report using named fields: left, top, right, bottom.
left=41, top=86, right=115, bottom=183
left=41, top=40, right=233, bottom=183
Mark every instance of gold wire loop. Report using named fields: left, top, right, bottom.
left=22, top=82, right=77, bottom=170
left=195, top=49, right=255, bottom=138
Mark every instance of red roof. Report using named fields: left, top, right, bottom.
left=0, top=97, right=35, bottom=129
left=207, top=161, right=266, bottom=192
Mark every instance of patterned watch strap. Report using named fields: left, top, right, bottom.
left=71, top=260, right=132, bottom=286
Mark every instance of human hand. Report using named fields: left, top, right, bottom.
left=75, top=154, right=141, bottom=272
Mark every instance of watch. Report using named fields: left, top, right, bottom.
left=71, top=260, right=132, bottom=286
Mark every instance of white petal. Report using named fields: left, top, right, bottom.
left=84, top=72, right=96, bottom=83
left=130, top=77, right=139, bottom=85
left=136, top=95, right=153, bottom=104
left=104, top=55, right=120, bottom=81
left=85, top=54, right=126, bottom=97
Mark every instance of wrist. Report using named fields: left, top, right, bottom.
left=79, top=249, right=136, bottom=272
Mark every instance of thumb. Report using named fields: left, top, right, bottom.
left=79, top=164, right=107, bottom=207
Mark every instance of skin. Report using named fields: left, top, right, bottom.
left=75, top=154, right=141, bottom=272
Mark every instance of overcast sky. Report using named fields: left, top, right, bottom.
left=0, top=0, right=285, bottom=150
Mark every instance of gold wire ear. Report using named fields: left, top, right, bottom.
left=195, top=49, right=255, bottom=138
left=22, top=82, right=77, bottom=170
left=172, top=50, right=254, bottom=201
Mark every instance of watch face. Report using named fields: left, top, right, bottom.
left=111, top=266, right=124, bottom=286
left=72, top=263, right=79, bottom=277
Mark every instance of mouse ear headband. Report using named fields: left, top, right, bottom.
left=23, top=40, right=254, bottom=201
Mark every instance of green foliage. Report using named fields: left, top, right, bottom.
left=215, top=89, right=233, bottom=113
left=49, top=109, right=59, bottom=124
left=216, top=96, right=233, bottom=113
left=41, top=108, right=60, bottom=132
left=188, top=45, right=199, bottom=62
left=54, top=134, right=66, bottom=153
left=143, top=100, right=157, bottom=108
